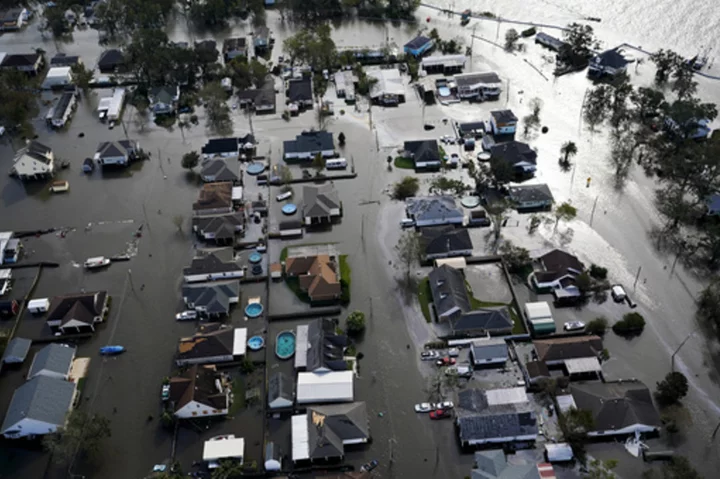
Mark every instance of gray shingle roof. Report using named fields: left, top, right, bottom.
left=406, top=196, right=464, bottom=224
left=429, top=265, right=470, bottom=318
left=2, top=337, right=32, bottom=363
left=287, top=77, right=312, bottom=103
left=472, top=449, right=540, bottom=479
left=471, top=340, right=509, bottom=362
left=594, top=49, right=629, bottom=69
left=284, top=131, right=334, bottom=155
left=268, top=372, right=294, bottom=408
left=201, top=138, right=239, bottom=155
left=308, top=402, right=370, bottom=442
left=570, top=381, right=661, bottom=433
left=302, top=184, right=340, bottom=219
left=508, top=184, right=554, bottom=204
left=490, top=141, right=537, bottom=167
left=452, top=307, right=513, bottom=333
left=95, top=140, right=136, bottom=159
left=420, top=226, right=473, bottom=257
left=456, top=389, right=538, bottom=442
left=201, top=159, right=239, bottom=182
left=182, top=281, right=239, bottom=315
left=183, top=251, right=242, bottom=276
left=404, top=139, right=441, bottom=165
left=1, top=376, right=75, bottom=434
left=28, top=344, right=75, bottom=379
left=490, top=110, right=518, bottom=124
left=296, top=319, right=348, bottom=372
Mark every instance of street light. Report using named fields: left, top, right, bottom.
left=671, top=331, right=695, bottom=372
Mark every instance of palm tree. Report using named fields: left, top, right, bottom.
left=560, top=141, right=578, bottom=167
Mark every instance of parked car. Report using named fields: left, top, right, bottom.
left=429, top=409, right=452, bottom=419
left=175, top=310, right=198, bottom=321
left=435, top=401, right=454, bottom=410
left=611, top=285, right=627, bottom=302
left=563, top=321, right=586, bottom=331
left=361, top=460, right=379, bottom=472
left=446, top=366, right=473, bottom=378
left=447, top=348, right=460, bottom=357
left=414, top=402, right=433, bottom=413
left=436, top=357, right=456, bottom=367
left=421, top=350, right=440, bottom=361
left=161, top=384, right=170, bottom=401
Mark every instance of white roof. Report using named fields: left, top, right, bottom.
left=231, top=186, right=243, bottom=201
left=367, top=68, right=404, bottom=98
left=233, top=328, right=247, bottom=356
left=0, top=269, right=11, bottom=280
left=28, top=298, right=50, bottom=308
left=433, top=257, right=466, bottom=269
left=296, top=371, right=354, bottom=404
left=421, top=54, right=467, bottom=68
left=555, top=394, right=577, bottom=413
left=524, top=301, right=552, bottom=320
left=564, top=357, right=602, bottom=374
left=294, top=324, right=309, bottom=369
left=530, top=317, right=555, bottom=325
left=291, top=414, right=309, bottom=461
left=202, top=436, right=245, bottom=461
left=545, top=443, right=573, bottom=462
left=97, top=97, right=112, bottom=111
left=45, top=66, right=72, bottom=79
left=485, top=387, right=528, bottom=406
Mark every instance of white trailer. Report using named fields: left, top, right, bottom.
left=28, top=298, right=50, bottom=314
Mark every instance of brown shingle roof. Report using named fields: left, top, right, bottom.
left=47, top=291, right=107, bottom=326
left=169, top=364, right=228, bottom=412
left=287, top=255, right=341, bottom=300
left=176, top=327, right=235, bottom=362
left=193, top=182, right=233, bottom=212
left=535, top=249, right=585, bottom=283
left=533, top=336, right=603, bottom=363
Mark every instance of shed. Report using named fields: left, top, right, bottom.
left=545, top=443, right=574, bottom=462
left=233, top=328, right=247, bottom=357
left=564, top=357, right=602, bottom=376
left=268, top=372, right=294, bottom=410
left=265, top=442, right=282, bottom=471
left=269, top=263, right=282, bottom=279
left=470, top=339, right=508, bottom=367
left=2, top=337, right=32, bottom=364
left=433, top=257, right=467, bottom=269
left=41, top=67, right=73, bottom=90
left=203, top=435, right=244, bottom=467
left=296, top=371, right=354, bottom=404
left=28, top=298, right=50, bottom=314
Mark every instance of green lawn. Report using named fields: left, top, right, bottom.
left=339, top=255, right=351, bottom=303
left=229, top=378, right=246, bottom=415
left=508, top=307, right=527, bottom=334
left=394, top=157, right=415, bottom=169
left=280, top=247, right=288, bottom=262
left=466, top=282, right=526, bottom=333
left=418, top=277, right=432, bottom=323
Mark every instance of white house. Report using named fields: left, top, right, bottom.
left=1, top=376, right=76, bottom=439
left=453, top=72, right=502, bottom=100
left=524, top=301, right=555, bottom=335
left=203, top=435, right=244, bottom=468
left=41, top=67, right=73, bottom=90
left=530, top=249, right=584, bottom=291
left=170, top=365, right=230, bottom=419
left=97, top=87, right=125, bottom=121
left=11, top=141, right=55, bottom=181
left=27, top=344, right=75, bottom=380
left=490, top=110, right=518, bottom=135
left=296, top=371, right=354, bottom=404
left=94, top=139, right=139, bottom=166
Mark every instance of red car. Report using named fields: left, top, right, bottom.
left=436, top=357, right=456, bottom=366
left=430, top=409, right=452, bottom=420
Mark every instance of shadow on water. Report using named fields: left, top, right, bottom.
left=100, top=161, right=147, bottom=180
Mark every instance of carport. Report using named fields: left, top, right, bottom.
left=564, top=357, right=603, bottom=380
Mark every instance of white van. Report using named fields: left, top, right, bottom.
left=611, top=285, right=627, bottom=302
left=400, top=218, right=415, bottom=228
left=276, top=191, right=292, bottom=202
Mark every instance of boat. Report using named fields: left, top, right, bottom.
left=84, top=256, right=111, bottom=269
left=49, top=180, right=70, bottom=193
left=100, top=345, right=125, bottom=355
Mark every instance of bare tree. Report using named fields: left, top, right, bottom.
left=395, top=230, right=421, bottom=282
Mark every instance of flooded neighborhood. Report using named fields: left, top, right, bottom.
left=0, top=1, right=719, bottom=479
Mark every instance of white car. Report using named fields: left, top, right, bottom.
left=435, top=401, right=454, bottom=410
left=447, top=348, right=460, bottom=358
left=414, top=403, right=433, bottom=413
left=421, top=351, right=440, bottom=361
left=563, top=321, right=586, bottom=331
left=611, top=285, right=627, bottom=302
left=175, top=310, right=198, bottom=321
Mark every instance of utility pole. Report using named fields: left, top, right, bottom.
left=469, top=25, right=477, bottom=67
left=671, top=331, right=694, bottom=372
left=127, top=269, right=135, bottom=293
left=588, top=195, right=599, bottom=226
left=633, top=265, right=642, bottom=290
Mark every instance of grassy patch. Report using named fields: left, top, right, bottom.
left=229, top=377, right=246, bottom=415
left=280, top=247, right=288, bottom=262
left=394, top=157, right=415, bottom=169
left=508, top=306, right=526, bottom=334
left=154, top=114, right=176, bottom=128
left=418, top=277, right=432, bottom=323
left=339, top=255, right=351, bottom=303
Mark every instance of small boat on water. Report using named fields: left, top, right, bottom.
left=49, top=180, right=70, bottom=193
left=100, top=345, right=125, bottom=355
left=84, top=256, right=111, bottom=269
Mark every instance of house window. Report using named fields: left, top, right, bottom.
left=192, top=412, right=197, bottom=416
left=203, top=410, right=207, bottom=415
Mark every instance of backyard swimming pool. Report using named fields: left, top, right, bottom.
left=276, top=331, right=296, bottom=359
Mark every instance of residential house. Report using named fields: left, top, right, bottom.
left=490, top=141, right=537, bottom=175
left=47, top=91, right=78, bottom=128
left=223, top=37, right=248, bottom=63
left=182, top=280, right=240, bottom=318
left=301, top=184, right=342, bottom=226
left=176, top=325, right=247, bottom=366
left=455, top=388, right=538, bottom=447
left=367, top=68, right=405, bottom=105
left=522, top=361, right=551, bottom=388
left=403, top=139, right=442, bottom=171
left=28, top=344, right=76, bottom=380
left=10, top=141, right=55, bottom=181
left=237, top=76, right=276, bottom=113
left=470, top=339, right=509, bottom=368
left=287, top=77, right=313, bottom=108
left=453, top=72, right=502, bottom=100
left=421, top=54, right=467, bottom=74
left=420, top=226, right=473, bottom=260
left=50, top=53, right=81, bottom=67
left=706, top=193, right=720, bottom=216
left=204, top=435, right=245, bottom=467
left=46, top=291, right=109, bottom=334
left=201, top=138, right=239, bottom=159
left=284, top=131, right=335, bottom=161
left=296, top=371, right=354, bottom=404
left=268, top=372, right=294, bottom=410
left=471, top=450, right=542, bottom=479
left=1, top=376, right=76, bottom=439
left=285, top=254, right=342, bottom=302
left=41, top=66, right=73, bottom=90
left=406, top=196, right=464, bottom=227
left=429, top=264, right=470, bottom=321
left=253, top=26, right=272, bottom=52
left=97, top=49, right=125, bottom=74
left=279, top=220, right=304, bottom=238
left=169, top=364, right=229, bottom=419
left=404, top=36, right=434, bottom=57
left=193, top=182, right=234, bottom=216
left=291, top=402, right=369, bottom=463
left=1, top=53, right=43, bottom=74
left=334, top=70, right=357, bottom=102
left=524, top=301, right=556, bottom=335
left=570, top=381, right=661, bottom=437
left=94, top=140, right=139, bottom=166
left=0, top=8, right=27, bottom=31
left=490, top=110, right=518, bottom=136
left=530, top=249, right=584, bottom=291
left=183, top=249, right=243, bottom=282
left=149, top=85, right=180, bottom=115
left=201, top=159, right=239, bottom=183
left=2, top=337, right=31, bottom=364
left=535, top=32, right=567, bottom=52
left=588, top=48, right=630, bottom=77
left=508, top=184, right=554, bottom=210
left=295, top=318, right=348, bottom=371
left=533, top=335, right=604, bottom=368
left=449, top=307, right=514, bottom=337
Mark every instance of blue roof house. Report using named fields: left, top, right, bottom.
left=404, top=36, right=434, bottom=57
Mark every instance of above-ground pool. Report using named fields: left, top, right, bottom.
left=246, top=163, right=265, bottom=175
left=276, top=331, right=296, bottom=359
left=248, top=252, right=262, bottom=264
left=477, top=152, right=491, bottom=162
left=282, top=203, right=297, bottom=215
left=247, top=335, right=265, bottom=351
left=461, top=196, right=481, bottom=208
left=438, top=86, right=451, bottom=97
left=245, top=302, right=264, bottom=318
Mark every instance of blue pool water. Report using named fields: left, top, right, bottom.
left=282, top=203, right=297, bottom=215
left=245, top=303, right=263, bottom=318
left=246, top=163, right=265, bottom=175
left=438, top=87, right=450, bottom=97
left=248, top=252, right=262, bottom=264
left=247, top=335, right=265, bottom=351
left=276, top=331, right=296, bottom=359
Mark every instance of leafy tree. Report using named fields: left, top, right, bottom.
left=393, top=176, right=419, bottom=200
left=345, top=310, right=366, bottom=336
left=0, top=71, right=39, bottom=139
left=589, top=264, right=608, bottom=280
left=583, top=85, right=611, bottom=131
left=43, top=411, right=112, bottom=466
left=561, top=23, right=599, bottom=65
left=227, top=58, right=252, bottom=90
left=71, top=63, right=94, bottom=91
left=655, top=371, right=689, bottom=406
left=194, top=41, right=221, bottom=80
left=43, top=7, right=72, bottom=38
left=561, top=408, right=594, bottom=458
left=311, top=152, right=326, bottom=174
left=249, top=58, right=269, bottom=89
left=499, top=241, right=531, bottom=275
left=650, top=49, right=683, bottom=84
left=201, top=82, right=233, bottom=136
left=504, top=29, right=520, bottom=51
left=612, top=312, right=646, bottom=335
left=211, top=459, right=244, bottom=479
left=608, top=73, right=633, bottom=131
left=671, top=65, right=698, bottom=101
left=181, top=151, right=200, bottom=171
left=489, top=157, right=515, bottom=185
left=583, top=459, right=618, bottom=479
left=644, top=456, right=702, bottom=479
left=553, top=202, right=577, bottom=231
left=338, top=132, right=346, bottom=147
left=282, top=24, right=336, bottom=70
left=559, top=141, right=578, bottom=168
left=395, top=230, right=421, bottom=281
left=586, top=317, right=608, bottom=336
left=430, top=177, right=466, bottom=196
left=486, top=201, right=511, bottom=250
left=630, top=87, right=667, bottom=122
